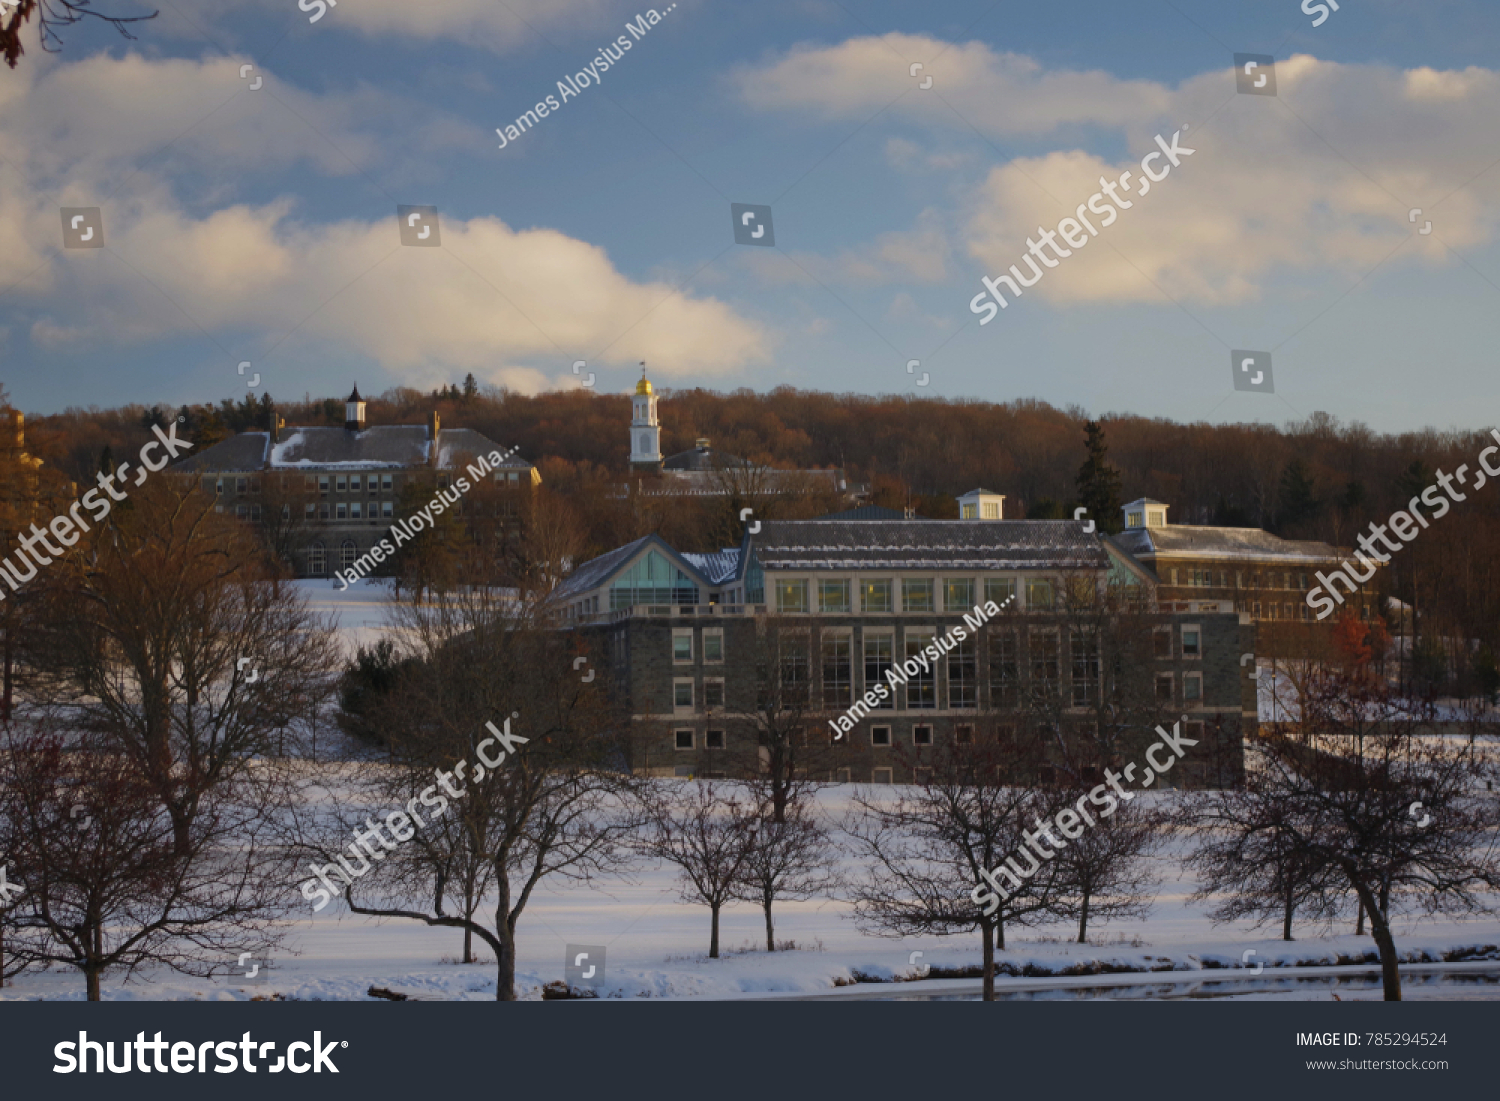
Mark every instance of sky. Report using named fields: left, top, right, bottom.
left=3, top=0, right=1500, bottom=432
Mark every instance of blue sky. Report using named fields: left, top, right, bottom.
left=3, top=0, right=1500, bottom=431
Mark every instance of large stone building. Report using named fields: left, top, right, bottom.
left=173, top=387, right=537, bottom=578
left=551, top=507, right=1253, bottom=786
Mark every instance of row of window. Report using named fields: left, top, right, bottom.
left=1170, top=567, right=1339, bottom=592
left=673, top=719, right=1211, bottom=756
left=773, top=576, right=1045, bottom=615
left=303, top=500, right=395, bottom=521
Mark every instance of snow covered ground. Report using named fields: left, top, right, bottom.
left=3, top=582, right=1497, bottom=1003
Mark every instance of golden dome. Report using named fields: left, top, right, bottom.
left=635, top=375, right=653, bottom=396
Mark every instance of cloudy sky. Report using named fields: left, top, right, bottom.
left=3, top=0, right=1498, bottom=430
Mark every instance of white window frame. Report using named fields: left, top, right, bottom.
left=872, top=767, right=893, bottom=785
left=702, top=629, right=724, bottom=663
left=1181, top=623, right=1201, bottom=659
left=913, top=724, right=933, bottom=746
left=672, top=628, right=694, bottom=664
left=1183, top=672, right=1203, bottom=704
left=674, top=729, right=694, bottom=751
left=871, top=725, right=892, bottom=747
left=673, top=678, right=695, bottom=713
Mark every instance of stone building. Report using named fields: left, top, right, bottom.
left=551, top=509, right=1253, bottom=786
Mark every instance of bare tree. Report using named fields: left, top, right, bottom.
left=1050, top=792, right=1167, bottom=943
left=638, top=780, right=762, bottom=958
left=2, top=0, right=156, bottom=70
left=844, top=739, right=1064, bottom=1001
left=0, top=727, right=281, bottom=1000
left=731, top=796, right=838, bottom=951
left=294, top=585, right=641, bottom=1000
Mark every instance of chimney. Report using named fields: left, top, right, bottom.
left=274, top=414, right=286, bottom=443
left=696, top=437, right=710, bottom=451
left=427, top=411, right=440, bottom=440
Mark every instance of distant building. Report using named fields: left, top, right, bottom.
left=1110, top=497, right=1378, bottom=625
left=172, top=386, right=537, bottom=578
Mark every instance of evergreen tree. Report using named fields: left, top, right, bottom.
left=1277, top=458, right=1320, bottom=533
left=462, top=373, right=478, bottom=403
left=1074, top=421, right=1123, bottom=534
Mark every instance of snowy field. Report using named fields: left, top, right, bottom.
left=4, top=580, right=1496, bottom=1003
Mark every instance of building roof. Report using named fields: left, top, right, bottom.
left=172, top=425, right=525, bottom=473
left=551, top=534, right=716, bottom=602
left=959, top=488, right=1003, bottom=497
left=817, top=505, right=910, bottom=521
left=746, top=519, right=1107, bottom=571
left=681, top=549, right=742, bottom=585
left=662, top=444, right=745, bottom=472
left=348, top=384, right=363, bottom=403
left=1114, top=524, right=1342, bottom=563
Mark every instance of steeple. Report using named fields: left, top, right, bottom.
left=629, top=362, right=662, bottom=472
left=345, top=384, right=367, bottom=432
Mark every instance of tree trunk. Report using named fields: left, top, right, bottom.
left=710, top=902, right=721, bottom=958
left=995, top=915, right=1005, bottom=952
left=1352, top=878, right=1400, bottom=1001
left=86, top=966, right=101, bottom=1002
left=763, top=897, right=775, bottom=952
left=1355, top=897, right=1365, bottom=935
left=1077, top=891, right=1090, bottom=944
left=464, top=924, right=473, bottom=965
left=1282, top=885, right=1294, bottom=941
left=981, top=917, right=996, bottom=1001
left=494, top=876, right=516, bottom=1001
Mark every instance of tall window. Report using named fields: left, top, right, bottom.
left=948, top=635, right=977, bottom=709
left=861, top=579, right=893, bottom=613
left=1071, top=631, right=1100, bottom=707
left=776, top=579, right=809, bottom=613
left=340, top=540, right=358, bottom=569
left=1025, top=578, right=1055, bottom=610
left=863, top=634, right=894, bottom=709
left=821, top=634, right=852, bottom=709
left=778, top=636, right=810, bottom=708
left=1029, top=629, right=1060, bottom=697
left=943, top=578, right=974, bottom=612
left=905, top=629, right=936, bottom=708
left=818, top=579, right=850, bottom=613
left=984, top=577, right=1016, bottom=608
left=307, top=542, right=326, bottom=576
left=988, top=630, right=1018, bottom=708
left=902, top=578, right=934, bottom=613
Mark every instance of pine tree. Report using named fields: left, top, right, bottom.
left=1074, top=421, right=1123, bottom=534
left=1277, top=458, right=1320, bottom=534
left=462, top=373, right=478, bottom=403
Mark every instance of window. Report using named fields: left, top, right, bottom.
left=777, top=636, right=811, bottom=709
left=984, top=577, right=1016, bottom=608
left=821, top=634, right=852, bottom=709
left=336, top=477, right=346, bottom=493
left=776, top=579, right=809, bottom=613
left=340, top=540, right=357, bottom=569
left=944, top=578, right=974, bottom=611
left=382, top=501, right=393, bottom=518
left=1071, top=631, right=1099, bottom=707
left=382, top=475, right=393, bottom=492
left=948, top=635, right=977, bottom=709
left=319, top=503, right=331, bottom=520
left=905, top=629, right=936, bottom=708
left=872, top=767, right=893, bottom=785
left=234, top=477, right=246, bottom=495
left=1156, top=674, right=1174, bottom=702
left=673, top=630, right=693, bottom=663
left=955, top=724, right=974, bottom=745
left=834, top=767, right=852, bottom=783
left=674, top=681, right=694, bottom=710
left=703, top=632, right=724, bottom=663
left=902, top=578, right=934, bottom=613
left=319, top=476, right=329, bottom=496
left=351, top=502, right=362, bottom=519
left=1298, top=573, right=1308, bottom=591
left=818, top=579, right=850, bottom=613
left=1153, top=628, right=1172, bottom=659
left=1184, top=673, right=1202, bottom=702
left=1182, top=626, right=1201, bottom=658
left=1025, top=578, right=1054, bottom=610
left=1283, top=602, right=1293, bottom=619
left=305, top=503, right=316, bottom=518
left=350, top=475, right=361, bottom=492
left=704, top=680, right=724, bottom=709
left=861, top=579, right=893, bottom=613
left=988, top=630, right=1018, bottom=708
left=1029, top=629, right=1060, bottom=691
left=863, top=634, right=894, bottom=709
left=307, top=542, right=327, bottom=576
left=913, top=724, right=933, bottom=746
left=674, top=730, right=694, bottom=751
left=336, top=503, right=347, bottom=520
left=871, top=727, right=892, bottom=747
left=1252, top=600, right=1262, bottom=618
left=706, top=730, right=725, bottom=750
left=610, top=550, right=700, bottom=609
left=214, top=478, right=224, bottom=496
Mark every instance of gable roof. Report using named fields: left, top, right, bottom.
left=746, top=519, right=1108, bottom=571
left=550, top=534, right=716, bottom=602
left=173, top=425, right=524, bottom=473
